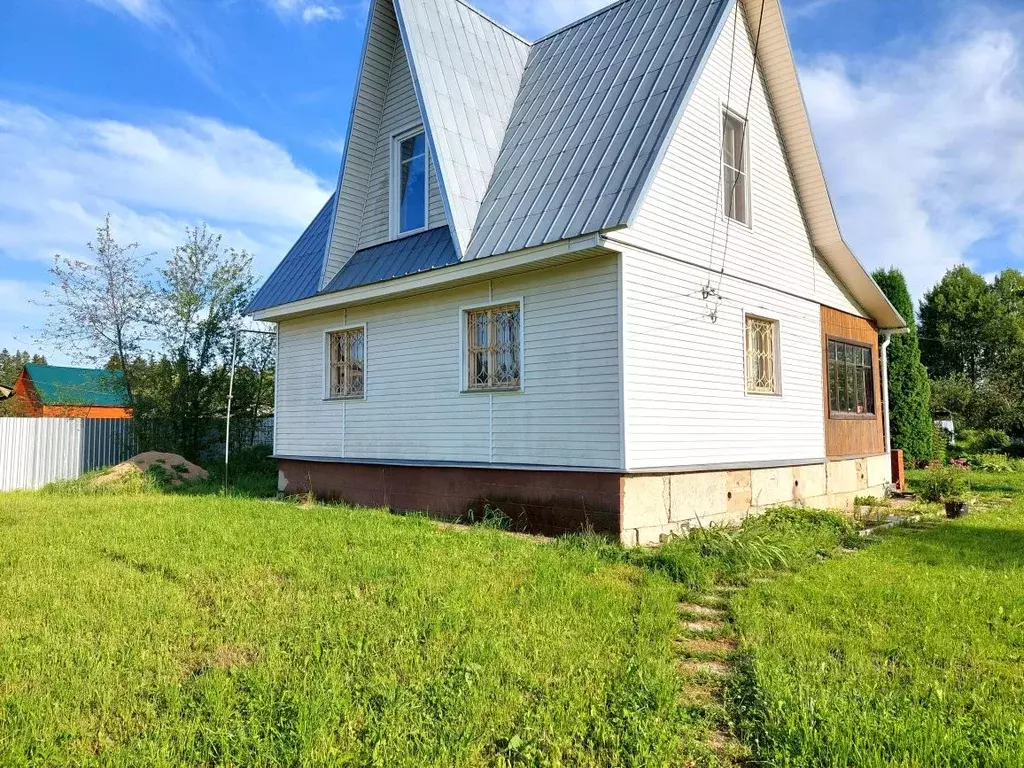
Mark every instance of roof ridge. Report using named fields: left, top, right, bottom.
left=531, top=0, right=632, bottom=44
left=453, top=0, right=532, bottom=45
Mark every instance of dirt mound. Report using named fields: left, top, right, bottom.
left=96, top=452, right=209, bottom=486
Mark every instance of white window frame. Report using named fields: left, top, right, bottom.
left=389, top=125, right=430, bottom=240
left=722, top=108, right=751, bottom=227
left=322, top=323, right=367, bottom=401
left=743, top=313, right=782, bottom=396
left=459, top=299, right=525, bottom=394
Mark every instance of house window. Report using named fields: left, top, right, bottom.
left=745, top=316, right=779, bottom=394
left=392, top=128, right=427, bottom=237
left=466, top=303, right=521, bottom=391
left=827, top=339, right=875, bottom=416
left=723, top=111, right=749, bottom=224
left=327, top=327, right=365, bottom=399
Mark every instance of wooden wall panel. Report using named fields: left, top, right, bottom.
left=821, top=306, right=884, bottom=458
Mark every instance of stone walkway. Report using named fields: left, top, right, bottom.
left=675, top=586, right=749, bottom=765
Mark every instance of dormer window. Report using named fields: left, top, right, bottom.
left=391, top=127, right=428, bottom=238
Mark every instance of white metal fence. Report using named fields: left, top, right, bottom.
left=0, top=418, right=136, bottom=492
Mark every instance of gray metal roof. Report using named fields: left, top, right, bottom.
left=246, top=194, right=335, bottom=314
left=323, top=226, right=459, bottom=292
left=466, top=0, right=731, bottom=259
left=395, top=0, right=531, bottom=257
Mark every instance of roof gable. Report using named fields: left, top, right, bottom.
left=24, top=365, right=129, bottom=407
left=253, top=0, right=903, bottom=329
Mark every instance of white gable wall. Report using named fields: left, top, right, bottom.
left=276, top=254, right=622, bottom=469
left=615, top=4, right=866, bottom=470
left=323, top=0, right=447, bottom=285
left=623, top=4, right=865, bottom=316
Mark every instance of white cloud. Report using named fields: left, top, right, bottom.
left=83, top=0, right=167, bottom=25
left=268, top=0, right=350, bottom=23
left=801, top=6, right=1024, bottom=298
left=0, top=100, right=332, bottom=280
left=786, top=0, right=845, bottom=21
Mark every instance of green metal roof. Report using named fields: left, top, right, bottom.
left=24, top=365, right=130, bottom=407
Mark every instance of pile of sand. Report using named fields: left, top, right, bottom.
left=96, top=451, right=209, bottom=486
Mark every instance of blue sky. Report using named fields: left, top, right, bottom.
left=1, top=0, right=1023, bottom=359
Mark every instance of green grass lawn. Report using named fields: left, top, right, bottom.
left=730, top=471, right=1024, bottom=767
left=0, top=492, right=702, bottom=767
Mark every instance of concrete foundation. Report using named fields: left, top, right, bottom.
left=278, top=453, right=892, bottom=547
left=620, top=455, right=891, bottom=546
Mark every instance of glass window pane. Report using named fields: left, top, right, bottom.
left=723, top=115, right=737, bottom=168
left=398, top=133, right=427, bottom=234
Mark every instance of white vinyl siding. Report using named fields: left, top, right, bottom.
left=622, top=4, right=858, bottom=314
left=621, top=246, right=826, bottom=470
left=323, top=0, right=446, bottom=286
left=275, top=255, right=621, bottom=469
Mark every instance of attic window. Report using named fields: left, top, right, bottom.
left=723, top=111, right=750, bottom=224
left=391, top=128, right=428, bottom=237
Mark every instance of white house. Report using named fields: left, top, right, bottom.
left=248, top=0, right=906, bottom=544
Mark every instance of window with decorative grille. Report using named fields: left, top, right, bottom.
left=723, top=111, right=749, bottom=224
left=327, top=327, right=365, bottom=399
left=745, top=316, right=779, bottom=395
left=466, top=303, right=521, bottom=391
left=827, top=339, right=875, bottom=416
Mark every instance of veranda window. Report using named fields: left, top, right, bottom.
left=327, top=327, right=365, bottom=399
left=466, top=304, right=521, bottom=391
left=827, top=338, right=875, bottom=416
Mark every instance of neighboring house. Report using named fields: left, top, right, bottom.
left=0, top=385, right=12, bottom=401
left=7, top=365, right=132, bottom=419
left=248, top=0, right=906, bottom=543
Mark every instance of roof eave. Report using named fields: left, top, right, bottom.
left=736, top=0, right=905, bottom=330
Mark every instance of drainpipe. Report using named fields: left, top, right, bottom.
left=879, top=330, right=895, bottom=454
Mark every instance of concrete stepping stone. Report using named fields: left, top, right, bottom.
left=679, top=603, right=727, bottom=620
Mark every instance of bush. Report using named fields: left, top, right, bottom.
left=955, top=428, right=1012, bottom=456
left=917, top=466, right=970, bottom=503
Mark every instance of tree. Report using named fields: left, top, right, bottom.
left=919, top=266, right=1003, bottom=384
left=39, top=216, right=152, bottom=404
left=0, top=349, right=46, bottom=386
left=146, top=224, right=256, bottom=460
left=872, top=268, right=934, bottom=459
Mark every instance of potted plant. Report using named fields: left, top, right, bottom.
left=919, top=465, right=970, bottom=518
left=945, top=497, right=970, bottom=518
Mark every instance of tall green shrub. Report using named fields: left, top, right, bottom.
left=873, top=268, right=934, bottom=459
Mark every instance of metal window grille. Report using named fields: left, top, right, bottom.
left=746, top=316, right=779, bottom=394
left=827, top=339, right=875, bottom=415
left=467, top=304, right=521, bottom=391
left=723, top=111, right=749, bottom=224
left=328, top=328, right=365, bottom=399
